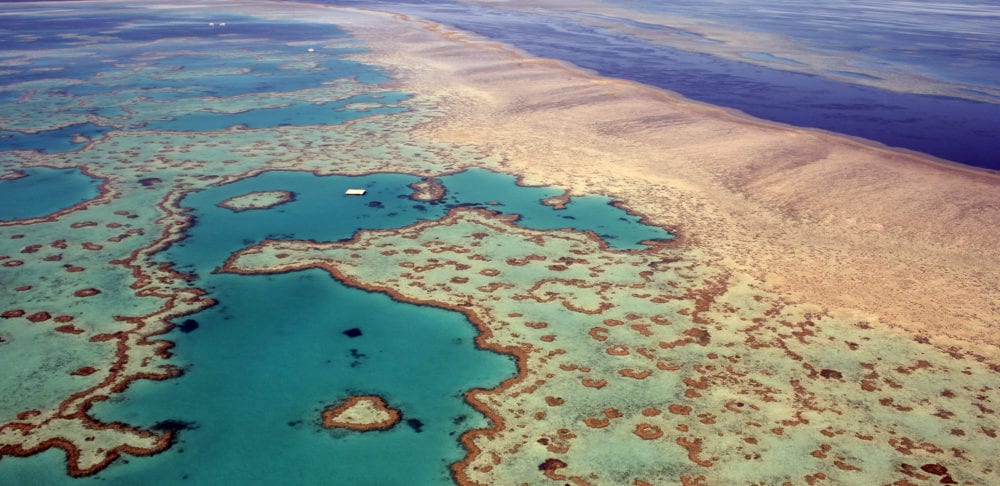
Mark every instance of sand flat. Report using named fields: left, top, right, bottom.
left=302, top=4, right=1000, bottom=353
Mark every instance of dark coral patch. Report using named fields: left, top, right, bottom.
left=178, top=319, right=199, bottom=333
left=634, top=423, right=664, bottom=440
left=152, top=420, right=198, bottom=433
left=342, top=327, right=362, bottom=338
left=71, top=366, right=97, bottom=376
left=820, top=369, right=843, bottom=379
left=538, top=458, right=567, bottom=472
left=74, top=288, right=101, bottom=297
left=27, top=311, right=52, bottom=323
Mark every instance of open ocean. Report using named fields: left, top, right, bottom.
left=317, top=0, right=1000, bottom=170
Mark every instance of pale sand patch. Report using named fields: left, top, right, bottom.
left=167, top=0, right=1000, bottom=351
left=321, top=395, right=401, bottom=432
left=275, top=5, right=999, bottom=354
left=217, top=190, right=294, bottom=212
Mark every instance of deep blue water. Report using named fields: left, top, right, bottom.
left=0, top=167, right=102, bottom=221
left=606, top=0, right=1000, bottom=90
left=316, top=0, right=1000, bottom=170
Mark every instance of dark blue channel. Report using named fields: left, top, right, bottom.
left=311, top=1, right=1000, bottom=170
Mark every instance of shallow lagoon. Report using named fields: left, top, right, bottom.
left=0, top=167, right=102, bottom=222
left=0, top=168, right=672, bottom=483
left=0, top=9, right=392, bottom=153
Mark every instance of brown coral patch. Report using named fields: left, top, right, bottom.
left=920, top=464, right=948, bottom=475
left=634, top=423, right=664, bottom=440
left=677, top=437, right=715, bottom=467
left=27, top=311, right=52, bottom=323
left=545, top=396, right=564, bottom=406
left=668, top=404, right=693, bottom=415
left=321, top=395, right=401, bottom=432
left=74, top=288, right=101, bottom=297
left=538, top=458, right=568, bottom=480
left=540, top=194, right=570, bottom=210
left=819, top=369, right=843, bottom=379
left=409, top=177, right=446, bottom=202
left=619, top=368, right=652, bottom=379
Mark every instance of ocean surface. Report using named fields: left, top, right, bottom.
left=607, top=0, right=1000, bottom=90
left=0, top=167, right=101, bottom=221
left=0, top=7, right=672, bottom=481
left=1, top=169, right=672, bottom=484
left=317, top=0, right=1000, bottom=170
left=1, top=1, right=997, bottom=483
left=0, top=10, right=392, bottom=152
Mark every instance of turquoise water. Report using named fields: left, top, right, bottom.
left=82, top=270, right=511, bottom=484
left=143, top=93, right=410, bottom=132
left=0, top=9, right=394, bottom=153
left=164, top=169, right=671, bottom=277
left=0, top=167, right=102, bottom=222
left=439, top=169, right=673, bottom=250
left=0, top=6, right=676, bottom=482
left=0, top=169, right=673, bottom=483
left=0, top=126, right=112, bottom=153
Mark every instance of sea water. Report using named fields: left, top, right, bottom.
left=607, top=0, right=1000, bottom=90
left=0, top=167, right=102, bottom=222
left=319, top=0, right=1000, bottom=170
left=0, top=167, right=672, bottom=484
left=0, top=9, right=392, bottom=152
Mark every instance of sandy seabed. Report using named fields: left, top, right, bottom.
left=224, top=1, right=999, bottom=483
left=2, top=0, right=998, bottom=484
left=250, top=1, right=1000, bottom=350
